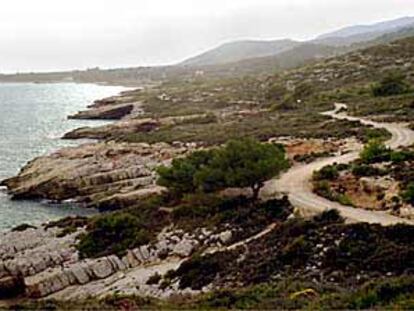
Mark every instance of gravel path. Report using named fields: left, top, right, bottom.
left=262, top=103, right=414, bottom=226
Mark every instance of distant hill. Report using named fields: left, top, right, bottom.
left=181, top=16, right=414, bottom=67
left=180, top=39, right=300, bottom=67
left=1, top=16, right=414, bottom=84
left=315, top=16, right=414, bottom=46
left=193, top=43, right=340, bottom=77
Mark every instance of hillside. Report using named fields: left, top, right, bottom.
left=316, top=16, right=414, bottom=42
left=181, top=39, right=299, bottom=66
left=180, top=16, right=414, bottom=67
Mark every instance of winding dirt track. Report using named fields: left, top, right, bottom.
left=262, top=103, right=414, bottom=226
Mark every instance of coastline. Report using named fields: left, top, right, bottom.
left=0, top=82, right=135, bottom=230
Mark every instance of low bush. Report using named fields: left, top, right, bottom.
left=351, top=164, right=386, bottom=177
left=172, top=194, right=292, bottom=240
left=371, top=71, right=411, bottom=97
left=390, top=149, right=414, bottom=163
left=313, top=165, right=339, bottom=181
left=313, top=180, right=334, bottom=199
left=313, top=209, right=344, bottom=224
left=360, top=140, right=391, bottom=164
left=77, top=213, right=152, bottom=258
left=401, top=182, right=414, bottom=205
left=169, top=251, right=240, bottom=290
left=77, top=200, right=168, bottom=258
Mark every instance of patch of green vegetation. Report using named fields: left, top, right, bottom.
left=313, top=180, right=335, bottom=200
left=371, top=71, right=411, bottom=97
left=77, top=213, right=152, bottom=258
left=351, top=163, right=387, bottom=177
left=168, top=250, right=240, bottom=290
left=11, top=276, right=414, bottom=310
left=336, top=193, right=354, bottom=206
left=313, top=164, right=339, bottom=181
left=77, top=198, right=169, bottom=258
left=401, top=182, right=414, bottom=205
left=360, top=139, right=392, bottom=164
left=293, top=151, right=332, bottom=163
left=158, top=138, right=289, bottom=200
left=169, top=214, right=414, bottom=294
left=172, top=195, right=292, bottom=239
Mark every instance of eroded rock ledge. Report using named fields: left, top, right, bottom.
left=1, top=141, right=197, bottom=210
left=0, top=222, right=235, bottom=300
left=68, top=91, right=144, bottom=120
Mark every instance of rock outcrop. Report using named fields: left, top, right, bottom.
left=0, top=224, right=233, bottom=300
left=1, top=142, right=195, bottom=210
left=68, top=103, right=134, bottom=120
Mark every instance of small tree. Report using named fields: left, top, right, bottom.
left=157, top=150, right=213, bottom=196
left=371, top=71, right=410, bottom=97
left=196, top=139, right=289, bottom=200
left=157, top=139, right=289, bottom=200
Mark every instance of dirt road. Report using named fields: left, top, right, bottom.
left=262, top=103, right=414, bottom=225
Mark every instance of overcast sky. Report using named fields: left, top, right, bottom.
left=1, top=0, right=413, bottom=73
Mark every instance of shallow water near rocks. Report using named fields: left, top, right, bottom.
left=0, top=82, right=128, bottom=231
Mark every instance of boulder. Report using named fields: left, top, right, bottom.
left=172, top=239, right=199, bottom=257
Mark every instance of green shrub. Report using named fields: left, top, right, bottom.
left=77, top=213, right=151, bottom=258
left=351, top=164, right=386, bottom=177
left=348, top=276, right=414, bottom=309
left=360, top=140, right=391, bottom=164
left=390, top=150, right=414, bottom=163
left=313, top=209, right=344, bottom=224
left=313, top=165, right=339, bottom=181
left=401, top=182, right=414, bottom=205
left=313, top=181, right=334, bottom=199
left=371, top=71, right=410, bottom=97
left=169, top=251, right=239, bottom=290
left=336, top=194, right=354, bottom=206
left=146, top=273, right=162, bottom=285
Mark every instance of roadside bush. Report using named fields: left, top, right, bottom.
left=360, top=140, right=391, bottom=164
left=313, top=165, right=339, bottom=181
left=351, top=164, right=386, bottom=177
left=313, top=181, right=334, bottom=199
left=336, top=194, right=354, bottom=206
left=390, top=149, right=414, bottom=163
left=313, top=209, right=344, bottom=224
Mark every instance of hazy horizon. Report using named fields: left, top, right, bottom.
left=1, top=0, right=414, bottom=73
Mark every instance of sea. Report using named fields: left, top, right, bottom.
left=0, top=82, right=128, bottom=231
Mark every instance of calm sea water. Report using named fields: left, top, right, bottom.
left=0, top=83, right=128, bottom=231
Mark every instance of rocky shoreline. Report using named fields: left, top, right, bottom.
left=0, top=88, right=217, bottom=300
left=1, top=88, right=194, bottom=210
